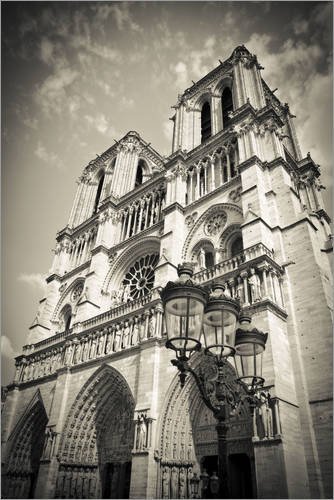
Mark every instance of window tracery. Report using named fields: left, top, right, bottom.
left=122, top=253, right=159, bottom=300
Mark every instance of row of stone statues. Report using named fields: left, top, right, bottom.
left=55, top=465, right=99, bottom=499
left=17, top=308, right=161, bottom=383
left=110, top=284, right=133, bottom=307
left=197, top=265, right=283, bottom=307
left=3, top=473, right=33, bottom=499
left=161, top=464, right=195, bottom=499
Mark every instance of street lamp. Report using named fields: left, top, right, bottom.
left=160, top=263, right=268, bottom=499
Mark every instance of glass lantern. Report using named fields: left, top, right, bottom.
left=234, top=316, right=268, bottom=389
left=160, top=263, right=208, bottom=358
left=202, top=284, right=240, bottom=361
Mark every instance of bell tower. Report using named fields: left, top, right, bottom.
left=2, top=46, right=332, bottom=500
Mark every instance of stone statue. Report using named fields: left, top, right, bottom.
left=132, top=317, right=140, bottom=345
left=199, top=247, right=206, bottom=269
left=82, top=338, right=90, bottom=361
left=122, top=321, right=130, bottom=348
left=43, top=427, right=55, bottom=459
left=96, top=332, right=103, bottom=356
left=259, top=392, right=273, bottom=439
left=179, top=467, right=186, bottom=499
left=170, top=466, right=179, bottom=499
left=148, top=313, right=156, bottom=338
left=136, top=415, right=147, bottom=450
left=72, top=342, right=81, bottom=364
left=64, top=343, right=73, bottom=366
left=248, top=268, right=262, bottom=302
left=162, top=466, right=170, bottom=499
left=235, top=276, right=244, bottom=303
left=90, top=335, right=97, bottom=358
left=123, top=284, right=132, bottom=303
left=105, top=331, right=113, bottom=354
left=114, top=324, right=122, bottom=351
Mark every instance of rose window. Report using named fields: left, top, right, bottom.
left=204, top=213, right=227, bottom=236
left=71, top=283, right=83, bottom=302
left=123, top=253, right=159, bottom=299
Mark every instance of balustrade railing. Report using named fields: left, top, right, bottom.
left=193, top=243, right=284, bottom=310
left=15, top=300, right=164, bottom=385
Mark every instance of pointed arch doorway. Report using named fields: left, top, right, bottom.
left=2, top=392, right=48, bottom=499
left=158, top=354, right=256, bottom=499
left=56, top=365, right=135, bottom=499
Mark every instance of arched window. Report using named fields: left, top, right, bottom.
left=93, top=174, right=105, bottom=214
left=221, top=87, right=233, bottom=128
left=197, top=242, right=215, bottom=270
left=205, top=250, right=215, bottom=268
left=231, top=236, right=243, bottom=257
left=135, top=160, right=145, bottom=187
left=60, top=305, right=72, bottom=333
left=201, top=102, right=211, bottom=143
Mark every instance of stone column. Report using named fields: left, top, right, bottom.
left=210, top=159, right=215, bottom=191
left=226, top=151, right=231, bottom=181
left=258, top=264, right=269, bottom=299
left=126, top=206, right=134, bottom=239
left=240, top=270, right=250, bottom=306
left=196, top=166, right=201, bottom=199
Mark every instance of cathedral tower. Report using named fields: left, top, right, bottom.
left=2, top=46, right=332, bottom=499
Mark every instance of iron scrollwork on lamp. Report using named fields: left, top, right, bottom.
left=160, top=263, right=268, bottom=499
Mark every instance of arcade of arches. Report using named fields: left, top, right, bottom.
left=2, top=361, right=256, bottom=499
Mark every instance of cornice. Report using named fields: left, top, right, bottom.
left=117, top=174, right=166, bottom=208
left=107, top=221, right=163, bottom=256
left=186, top=127, right=237, bottom=164
left=57, top=214, right=99, bottom=241
left=46, top=273, right=61, bottom=284
left=185, top=175, right=241, bottom=212
left=238, top=155, right=265, bottom=173
left=58, top=260, right=91, bottom=282
left=162, top=202, right=185, bottom=217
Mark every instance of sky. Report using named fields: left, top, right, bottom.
left=1, top=1, right=333, bottom=385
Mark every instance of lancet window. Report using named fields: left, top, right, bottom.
left=221, top=87, right=233, bottom=128
left=201, top=101, right=211, bottom=142
left=185, top=143, right=239, bottom=205
left=93, top=173, right=105, bottom=214
left=67, top=227, right=97, bottom=271
left=119, top=188, right=165, bottom=241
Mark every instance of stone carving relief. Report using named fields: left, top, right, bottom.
left=71, top=283, right=84, bottom=302
left=204, top=212, right=227, bottom=236
left=56, top=366, right=135, bottom=498
left=228, top=186, right=242, bottom=203
left=185, top=212, right=198, bottom=228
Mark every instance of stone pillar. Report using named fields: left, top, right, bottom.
left=240, top=270, right=250, bottom=306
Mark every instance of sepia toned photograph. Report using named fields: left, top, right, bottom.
left=1, top=1, right=332, bottom=499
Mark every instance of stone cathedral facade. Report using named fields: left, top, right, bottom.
left=2, top=46, right=332, bottom=499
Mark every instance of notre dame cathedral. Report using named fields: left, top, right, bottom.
left=1, top=46, right=332, bottom=499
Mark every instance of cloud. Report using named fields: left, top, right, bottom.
left=35, top=142, right=64, bottom=169
left=109, top=3, right=142, bottom=33
left=171, top=61, right=189, bottom=89
left=293, top=19, right=309, bottom=35
left=163, top=119, right=173, bottom=142
left=96, top=80, right=116, bottom=97
left=35, top=67, right=78, bottom=115
left=84, top=113, right=120, bottom=138
left=1, top=336, right=18, bottom=359
left=17, top=272, right=46, bottom=291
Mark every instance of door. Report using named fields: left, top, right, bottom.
left=228, top=453, right=253, bottom=499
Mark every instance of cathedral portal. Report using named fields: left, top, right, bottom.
left=158, top=354, right=256, bottom=499
left=55, top=365, right=135, bottom=499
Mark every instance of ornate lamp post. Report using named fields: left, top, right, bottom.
left=160, top=263, right=268, bottom=499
